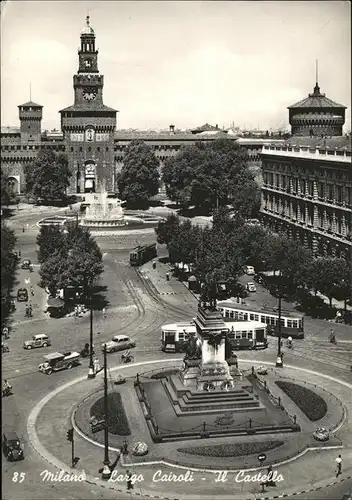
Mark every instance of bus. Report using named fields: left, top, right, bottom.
left=217, top=300, right=304, bottom=339
left=129, top=243, right=157, bottom=266
left=161, top=320, right=268, bottom=352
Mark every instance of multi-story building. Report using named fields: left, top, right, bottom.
left=1, top=17, right=281, bottom=195
left=260, top=136, right=351, bottom=258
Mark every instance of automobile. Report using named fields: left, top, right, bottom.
left=38, top=351, right=80, bottom=374
left=244, top=265, right=255, bottom=275
left=341, top=490, right=352, bottom=500
left=103, top=335, right=136, bottom=354
left=2, top=431, right=24, bottom=461
left=313, top=427, right=329, bottom=442
left=17, top=288, right=28, bottom=302
left=21, top=259, right=31, bottom=270
left=23, top=334, right=51, bottom=350
left=257, top=366, right=268, bottom=375
left=246, top=282, right=257, bottom=292
left=114, top=375, right=126, bottom=385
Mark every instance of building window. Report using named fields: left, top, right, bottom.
left=300, top=179, right=305, bottom=195
left=275, top=174, right=280, bottom=187
left=88, top=147, right=91, bottom=152
left=336, top=186, right=342, bottom=203
left=327, top=184, right=333, bottom=201
left=71, top=147, right=74, bottom=152
left=282, top=175, right=286, bottom=190
left=307, top=180, right=313, bottom=196
left=97, top=147, right=100, bottom=152
left=318, top=182, right=324, bottom=199
left=106, top=147, right=109, bottom=152
left=79, top=147, right=83, bottom=152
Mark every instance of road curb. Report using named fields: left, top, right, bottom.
left=27, top=360, right=352, bottom=499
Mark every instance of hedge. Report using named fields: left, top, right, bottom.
left=177, top=440, right=284, bottom=458
left=275, top=381, right=327, bottom=421
left=91, top=392, right=131, bottom=435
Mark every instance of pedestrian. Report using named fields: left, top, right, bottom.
left=25, top=305, right=30, bottom=318
left=30, top=286, right=34, bottom=296
left=102, top=307, right=106, bottom=319
left=126, top=470, right=134, bottom=491
left=29, top=303, right=33, bottom=316
left=335, top=455, right=342, bottom=477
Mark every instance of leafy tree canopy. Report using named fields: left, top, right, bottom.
left=163, top=138, right=252, bottom=210
left=154, top=213, right=181, bottom=245
left=24, top=150, right=71, bottom=203
left=118, top=140, right=160, bottom=208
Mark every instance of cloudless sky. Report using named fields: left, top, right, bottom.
left=1, top=0, right=351, bottom=131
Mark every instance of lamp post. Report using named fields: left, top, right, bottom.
left=276, top=277, right=283, bottom=367
left=88, top=306, right=95, bottom=379
left=101, top=343, right=111, bottom=479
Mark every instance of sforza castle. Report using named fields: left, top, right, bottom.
left=1, top=15, right=350, bottom=250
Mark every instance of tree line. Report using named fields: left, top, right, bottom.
left=155, top=210, right=350, bottom=310
left=10, top=137, right=260, bottom=214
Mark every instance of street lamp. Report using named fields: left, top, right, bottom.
left=275, top=272, right=283, bottom=368
left=88, top=305, right=95, bottom=379
left=101, top=343, right=111, bottom=480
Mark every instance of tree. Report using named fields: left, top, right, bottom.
left=36, top=225, right=67, bottom=263
left=163, top=138, right=250, bottom=211
left=307, top=257, right=350, bottom=307
left=24, top=150, right=71, bottom=203
left=1, top=169, right=12, bottom=206
left=167, top=219, right=201, bottom=266
left=38, top=225, right=103, bottom=298
left=118, top=140, right=160, bottom=207
left=154, top=213, right=180, bottom=245
left=1, top=224, right=17, bottom=319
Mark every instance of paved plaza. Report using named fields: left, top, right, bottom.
left=2, top=204, right=352, bottom=500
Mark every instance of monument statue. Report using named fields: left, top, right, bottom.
left=184, top=334, right=201, bottom=360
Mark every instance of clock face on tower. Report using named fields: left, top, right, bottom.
left=82, top=88, right=97, bottom=100
left=84, top=59, right=92, bottom=68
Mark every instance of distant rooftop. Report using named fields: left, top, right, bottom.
left=288, top=83, right=346, bottom=110
left=18, top=101, right=43, bottom=108
left=1, top=126, right=20, bottom=134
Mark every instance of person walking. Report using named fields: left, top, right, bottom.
left=335, top=455, right=342, bottom=477
left=102, top=307, right=106, bottom=320
left=126, top=470, right=134, bottom=491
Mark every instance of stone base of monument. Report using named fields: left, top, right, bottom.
left=162, top=372, right=263, bottom=416
left=179, top=359, right=201, bottom=387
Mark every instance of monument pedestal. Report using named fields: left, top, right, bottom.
left=180, top=358, right=201, bottom=386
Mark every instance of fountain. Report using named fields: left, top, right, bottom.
left=81, top=188, right=125, bottom=229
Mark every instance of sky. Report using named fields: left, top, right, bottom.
left=1, top=1, right=351, bottom=132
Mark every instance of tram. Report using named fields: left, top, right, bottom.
left=161, top=320, right=268, bottom=352
left=217, top=300, right=304, bottom=339
left=129, top=243, right=157, bottom=266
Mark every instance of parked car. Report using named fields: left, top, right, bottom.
left=17, top=288, right=28, bottom=302
left=23, top=334, right=51, bottom=350
left=104, top=335, right=136, bottom=353
left=38, top=351, right=80, bottom=374
left=246, top=282, right=257, bottom=292
left=2, top=431, right=24, bottom=461
left=21, top=259, right=31, bottom=270
left=244, top=265, right=255, bottom=275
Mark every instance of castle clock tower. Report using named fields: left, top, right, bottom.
left=60, top=16, right=118, bottom=194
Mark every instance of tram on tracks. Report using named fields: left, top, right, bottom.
left=217, top=300, right=305, bottom=339
left=161, top=319, right=268, bottom=352
left=129, top=243, right=157, bottom=266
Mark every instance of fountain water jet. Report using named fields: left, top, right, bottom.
left=81, top=186, right=125, bottom=229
